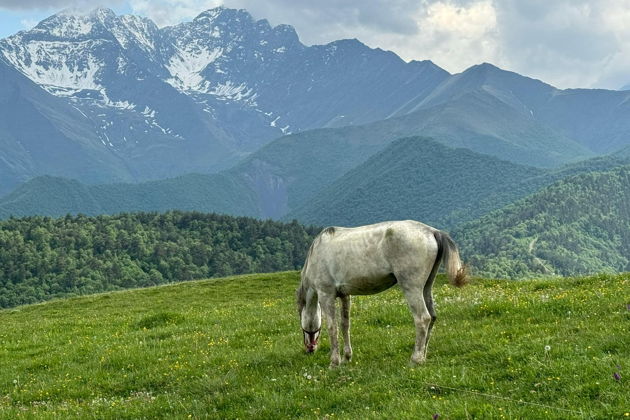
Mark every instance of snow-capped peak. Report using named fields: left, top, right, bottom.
left=91, top=7, right=117, bottom=19
left=193, top=7, right=226, bottom=24
left=193, top=7, right=254, bottom=26
left=31, top=10, right=96, bottom=39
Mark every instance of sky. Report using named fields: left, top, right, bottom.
left=0, top=0, right=629, bottom=90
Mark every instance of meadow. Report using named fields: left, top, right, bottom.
left=0, top=271, right=628, bottom=419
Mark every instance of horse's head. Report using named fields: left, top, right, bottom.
left=301, top=303, right=321, bottom=353
left=297, top=285, right=321, bottom=353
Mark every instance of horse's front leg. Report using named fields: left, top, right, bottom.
left=320, top=294, right=341, bottom=368
left=341, top=295, right=352, bottom=362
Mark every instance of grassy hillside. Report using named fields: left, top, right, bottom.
left=0, top=271, right=628, bottom=418
left=287, top=137, right=544, bottom=229
left=455, top=165, right=630, bottom=278
left=0, top=173, right=259, bottom=219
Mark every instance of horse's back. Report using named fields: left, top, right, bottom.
left=304, top=221, right=440, bottom=293
left=319, top=220, right=435, bottom=241
left=316, top=220, right=437, bottom=256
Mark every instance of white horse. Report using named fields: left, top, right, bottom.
left=296, top=220, right=467, bottom=367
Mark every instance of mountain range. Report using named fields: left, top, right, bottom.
left=4, top=137, right=629, bottom=229
left=3, top=6, right=630, bottom=199
left=0, top=7, right=447, bottom=195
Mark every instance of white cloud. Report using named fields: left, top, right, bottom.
left=397, top=1, right=498, bottom=71
left=0, top=0, right=123, bottom=10
left=20, top=17, right=37, bottom=28
left=129, top=0, right=222, bottom=27
left=492, top=0, right=622, bottom=88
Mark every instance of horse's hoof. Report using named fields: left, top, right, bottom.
left=409, top=356, right=426, bottom=366
left=343, top=354, right=352, bottom=363
left=329, top=357, right=341, bottom=369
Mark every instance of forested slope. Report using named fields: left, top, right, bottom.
left=455, top=165, right=630, bottom=278
left=0, top=211, right=318, bottom=307
left=288, top=137, right=544, bottom=228
left=289, top=138, right=630, bottom=231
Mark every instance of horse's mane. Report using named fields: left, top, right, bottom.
left=297, top=227, right=334, bottom=313
left=300, top=227, right=333, bottom=280
left=296, top=282, right=306, bottom=314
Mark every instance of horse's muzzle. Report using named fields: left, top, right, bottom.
left=303, top=328, right=321, bottom=353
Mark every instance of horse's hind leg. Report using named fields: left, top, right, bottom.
left=341, top=295, right=352, bottom=362
left=399, top=278, right=432, bottom=365
left=320, top=293, right=341, bottom=368
left=423, top=274, right=438, bottom=359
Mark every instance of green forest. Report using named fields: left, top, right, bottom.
left=455, top=166, right=630, bottom=278
left=0, top=211, right=319, bottom=308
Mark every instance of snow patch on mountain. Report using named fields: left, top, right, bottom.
left=166, top=46, right=222, bottom=91
left=103, top=96, right=136, bottom=110
left=111, top=15, right=157, bottom=53
left=142, top=106, right=156, bottom=118
left=1, top=39, right=103, bottom=93
left=209, top=81, right=255, bottom=102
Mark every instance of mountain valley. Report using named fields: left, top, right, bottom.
left=1, top=6, right=630, bottom=280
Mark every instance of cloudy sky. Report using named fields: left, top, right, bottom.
left=0, top=0, right=629, bottom=90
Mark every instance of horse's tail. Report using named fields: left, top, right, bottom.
left=433, top=230, right=468, bottom=287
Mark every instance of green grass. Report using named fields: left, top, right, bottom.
left=0, top=272, right=628, bottom=419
